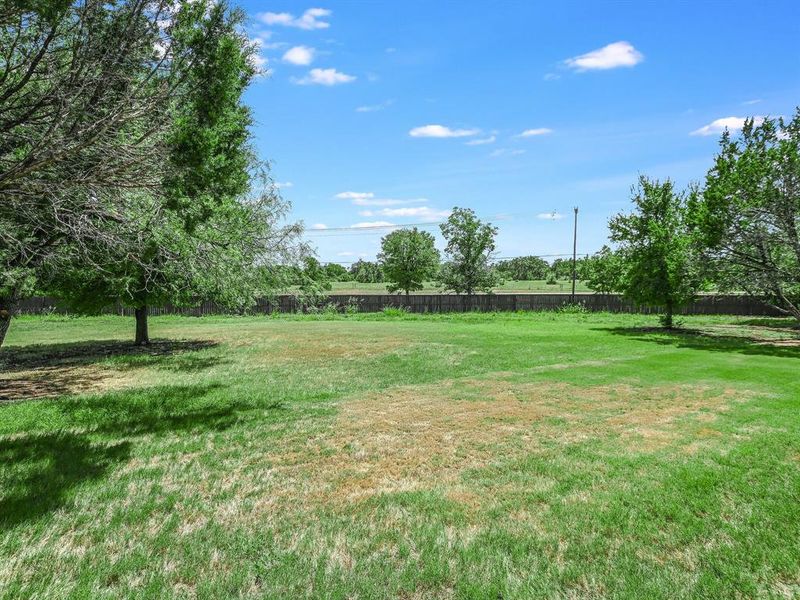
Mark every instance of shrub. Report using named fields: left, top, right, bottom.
left=558, top=302, right=588, bottom=314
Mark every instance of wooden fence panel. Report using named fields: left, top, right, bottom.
left=16, top=293, right=783, bottom=317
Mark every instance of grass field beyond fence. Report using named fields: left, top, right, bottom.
left=327, top=279, right=593, bottom=294
left=1, top=313, right=799, bottom=598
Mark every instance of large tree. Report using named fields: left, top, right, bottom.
left=47, top=0, right=278, bottom=344
left=609, top=176, right=702, bottom=328
left=378, top=228, right=440, bottom=295
left=0, top=0, right=289, bottom=347
left=690, top=113, right=800, bottom=321
left=438, top=207, right=500, bottom=295
left=0, top=0, right=240, bottom=347
left=43, top=182, right=304, bottom=344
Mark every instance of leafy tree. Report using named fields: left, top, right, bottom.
left=0, top=0, right=266, bottom=347
left=584, top=246, right=625, bottom=295
left=378, top=228, right=440, bottom=295
left=44, top=184, right=304, bottom=344
left=323, top=263, right=350, bottom=281
left=609, top=176, right=702, bottom=328
left=438, top=208, right=500, bottom=294
left=550, top=258, right=573, bottom=280
left=690, top=113, right=800, bottom=321
left=495, top=256, right=549, bottom=280
left=349, top=260, right=384, bottom=284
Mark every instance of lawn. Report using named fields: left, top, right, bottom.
left=1, top=312, right=799, bottom=599
left=327, top=279, right=594, bottom=294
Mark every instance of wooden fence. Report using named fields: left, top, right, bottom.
left=16, top=293, right=783, bottom=317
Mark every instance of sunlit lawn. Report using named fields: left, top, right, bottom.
left=1, top=312, right=799, bottom=598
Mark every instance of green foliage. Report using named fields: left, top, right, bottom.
left=323, top=263, right=351, bottom=281
left=1, top=0, right=174, bottom=310
left=343, top=298, right=361, bottom=315
left=438, top=208, right=501, bottom=294
left=381, top=306, right=410, bottom=317
left=609, top=176, right=702, bottom=327
left=495, top=256, right=550, bottom=280
left=378, top=228, right=440, bottom=295
left=557, top=301, right=589, bottom=314
left=295, top=257, right=332, bottom=305
left=583, top=245, right=625, bottom=295
left=163, top=1, right=257, bottom=231
left=690, top=111, right=800, bottom=321
left=42, top=188, right=302, bottom=316
left=349, top=260, right=384, bottom=283
left=0, top=0, right=302, bottom=346
left=549, top=257, right=591, bottom=281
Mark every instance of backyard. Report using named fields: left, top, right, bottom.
left=1, top=312, right=799, bottom=598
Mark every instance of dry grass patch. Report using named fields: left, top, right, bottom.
left=235, top=378, right=747, bottom=516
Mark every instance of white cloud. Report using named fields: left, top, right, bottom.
left=465, top=135, right=496, bottom=146
left=742, top=99, right=762, bottom=105
left=250, top=53, right=268, bottom=70
left=310, top=223, right=328, bottom=229
left=335, top=191, right=374, bottom=200
left=356, top=99, right=393, bottom=112
left=537, top=212, right=564, bottom=220
left=336, top=191, right=428, bottom=207
left=292, top=67, right=355, bottom=85
left=517, top=128, right=553, bottom=137
left=359, top=207, right=450, bottom=220
left=354, top=198, right=427, bottom=207
left=409, top=124, right=480, bottom=138
left=490, top=148, right=526, bottom=157
left=258, top=8, right=331, bottom=30
left=564, top=41, right=644, bottom=71
left=690, top=116, right=765, bottom=136
left=275, top=181, right=293, bottom=189
left=543, top=73, right=561, bottom=81
left=352, top=221, right=395, bottom=228
left=282, top=46, right=315, bottom=66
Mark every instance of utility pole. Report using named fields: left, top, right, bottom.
left=571, top=207, right=578, bottom=301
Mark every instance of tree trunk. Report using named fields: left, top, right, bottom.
left=0, top=292, right=19, bottom=350
left=663, top=301, right=674, bottom=329
left=134, top=306, right=150, bottom=345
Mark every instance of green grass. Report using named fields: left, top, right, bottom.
left=1, top=312, right=799, bottom=599
left=326, top=279, right=594, bottom=294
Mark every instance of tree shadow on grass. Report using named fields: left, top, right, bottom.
left=0, top=432, right=132, bottom=531
left=0, top=339, right=221, bottom=373
left=0, top=340, right=224, bottom=402
left=736, top=317, right=800, bottom=330
left=0, top=382, right=278, bottom=530
left=600, top=326, right=800, bottom=359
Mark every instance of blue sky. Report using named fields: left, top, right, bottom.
left=239, top=0, right=800, bottom=264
